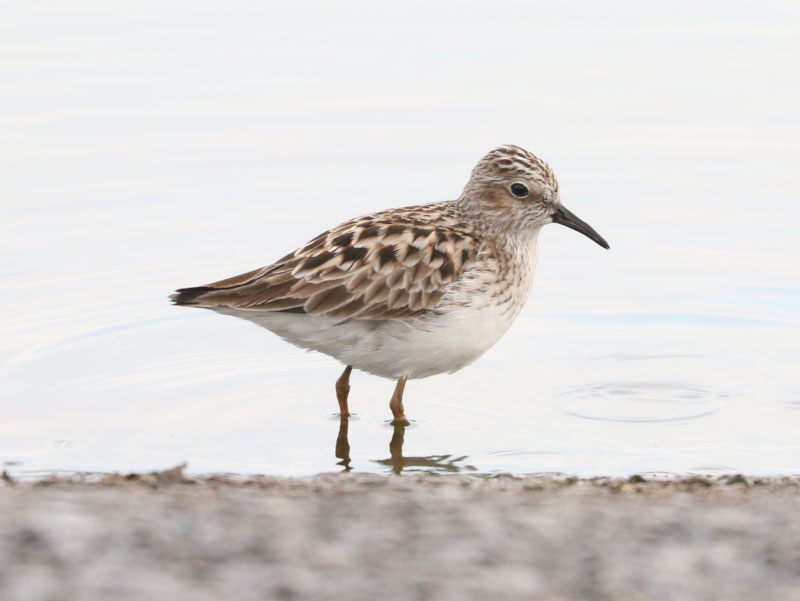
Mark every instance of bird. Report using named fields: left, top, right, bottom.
left=170, top=145, right=609, bottom=425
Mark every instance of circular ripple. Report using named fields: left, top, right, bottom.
left=559, top=354, right=732, bottom=423
left=561, top=380, right=726, bottom=422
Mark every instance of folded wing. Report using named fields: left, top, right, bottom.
left=171, top=204, right=480, bottom=320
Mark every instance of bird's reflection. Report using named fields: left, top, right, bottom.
left=335, top=416, right=352, bottom=471
left=334, top=416, right=475, bottom=474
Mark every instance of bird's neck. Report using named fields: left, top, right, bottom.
left=450, top=197, right=542, bottom=285
left=495, top=227, right=541, bottom=278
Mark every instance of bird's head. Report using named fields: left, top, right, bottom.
left=460, top=145, right=609, bottom=249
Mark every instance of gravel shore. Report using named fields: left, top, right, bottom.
left=1, top=467, right=799, bottom=601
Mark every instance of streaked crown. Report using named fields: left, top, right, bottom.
left=470, top=145, right=558, bottom=193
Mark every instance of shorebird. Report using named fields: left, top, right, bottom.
left=171, top=145, right=609, bottom=425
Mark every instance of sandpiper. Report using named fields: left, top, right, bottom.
left=171, top=145, right=609, bottom=425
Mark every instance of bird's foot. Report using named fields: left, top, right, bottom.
left=390, top=415, right=411, bottom=427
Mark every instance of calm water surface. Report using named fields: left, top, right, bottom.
left=2, top=2, right=799, bottom=477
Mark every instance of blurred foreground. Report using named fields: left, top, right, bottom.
left=1, top=468, right=798, bottom=601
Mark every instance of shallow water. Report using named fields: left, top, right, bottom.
left=2, top=2, right=799, bottom=477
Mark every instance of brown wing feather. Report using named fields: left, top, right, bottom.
left=170, top=203, right=480, bottom=319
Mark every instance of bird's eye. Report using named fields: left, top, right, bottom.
left=510, top=183, right=529, bottom=198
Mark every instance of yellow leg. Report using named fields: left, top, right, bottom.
left=389, top=377, right=410, bottom=426
left=335, top=365, right=353, bottom=417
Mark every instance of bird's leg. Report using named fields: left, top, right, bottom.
left=389, top=377, right=410, bottom=426
left=335, top=365, right=353, bottom=417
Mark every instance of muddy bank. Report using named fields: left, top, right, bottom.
left=1, top=468, right=799, bottom=601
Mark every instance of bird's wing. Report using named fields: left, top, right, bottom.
left=171, top=204, right=480, bottom=320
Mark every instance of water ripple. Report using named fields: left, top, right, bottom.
left=560, top=381, right=727, bottom=423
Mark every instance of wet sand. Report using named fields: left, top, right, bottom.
left=1, top=467, right=799, bottom=601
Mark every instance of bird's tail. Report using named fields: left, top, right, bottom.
left=169, top=265, right=270, bottom=307
left=169, top=286, right=217, bottom=306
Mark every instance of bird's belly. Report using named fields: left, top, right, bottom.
left=214, top=299, right=519, bottom=380
left=395, top=300, right=518, bottom=379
